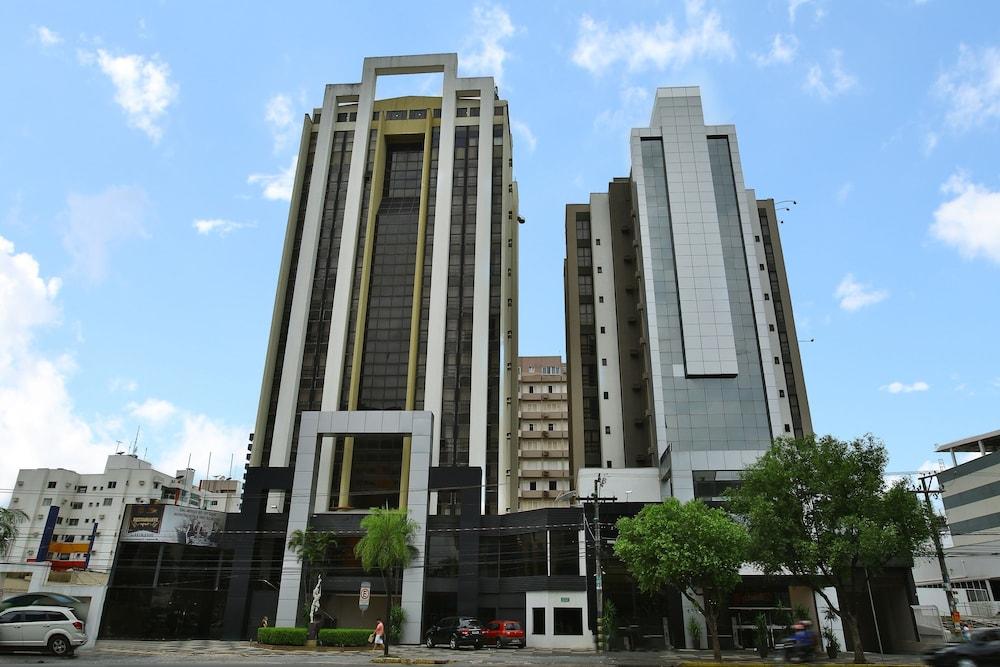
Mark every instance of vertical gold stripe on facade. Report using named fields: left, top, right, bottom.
left=337, top=121, right=386, bottom=509
left=398, top=113, right=434, bottom=509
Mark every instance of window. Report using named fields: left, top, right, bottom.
left=760, top=263, right=765, bottom=271
left=70, top=502, right=83, bottom=510
left=107, top=481, right=117, bottom=489
left=103, top=498, right=113, bottom=506
left=601, top=358, right=607, bottom=367
left=548, top=423, right=554, bottom=431
left=604, top=426, right=611, bottom=435
left=597, top=266, right=603, bottom=273
left=598, top=296, right=604, bottom=303
left=755, top=235, right=761, bottom=242
left=554, top=608, right=583, bottom=635
left=42, top=498, right=52, bottom=506
left=764, top=293, right=770, bottom=301
left=549, top=481, right=557, bottom=491
left=547, top=385, right=553, bottom=393
left=603, top=392, right=609, bottom=399
left=784, top=424, right=792, bottom=433
left=595, top=238, right=601, bottom=245
left=600, top=326, right=606, bottom=334
left=152, top=482, right=159, bottom=489
left=532, top=608, right=545, bottom=635
left=550, top=530, right=579, bottom=575
left=47, top=481, right=56, bottom=489
left=63, top=535, right=75, bottom=543
left=529, top=481, right=536, bottom=491
left=528, top=386, right=534, bottom=394
left=606, top=460, right=612, bottom=468
left=67, top=519, right=79, bottom=526
left=769, top=324, right=775, bottom=332
left=774, top=357, right=781, bottom=365
left=528, top=424, right=534, bottom=431
left=75, top=485, right=87, bottom=493
left=779, top=389, right=785, bottom=397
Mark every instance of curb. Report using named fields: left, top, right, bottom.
left=371, top=659, right=450, bottom=665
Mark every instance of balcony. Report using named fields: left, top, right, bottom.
left=519, top=448, right=569, bottom=459
left=520, top=468, right=570, bottom=479
left=520, top=430, right=569, bottom=439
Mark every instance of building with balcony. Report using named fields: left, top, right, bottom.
left=516, top=356, right=571, bottom=510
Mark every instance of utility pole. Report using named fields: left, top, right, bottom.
left=916, top=473, right=960, bottom=632
left=594, top=473, right=605, bottom=629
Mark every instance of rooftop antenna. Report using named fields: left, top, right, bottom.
left=207, top=451, right=212, bottom=482
left=229, top=453, right=234, bottom=480
left=186, top=453, right=192, bottom=470
left=115, top=440, right=125, bottom=455
left=130, top=426, right=140, bottom=456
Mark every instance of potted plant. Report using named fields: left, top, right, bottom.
left=823, top=628, right=840, bottom=659
left=754, top=613, right=770, bottom=659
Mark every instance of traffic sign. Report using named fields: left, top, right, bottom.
left=359, top=581, right=371, bottom=612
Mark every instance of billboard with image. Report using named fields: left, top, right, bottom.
left=121, top=504, right=225, bottom=548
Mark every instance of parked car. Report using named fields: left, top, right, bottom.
left=424, top=616, right=484, bottom=649
left=483, top=620, right=525, bottom=648
left=924, top=628, right=1000, bottom=667
left=0, top=605, right=88, bottom=656
left=0, top=593, right=82, bottom=613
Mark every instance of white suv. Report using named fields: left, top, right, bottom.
left=0, top=606, right=87, bottom=656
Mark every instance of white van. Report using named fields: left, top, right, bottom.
left=0, top=606, right=88, bottom=656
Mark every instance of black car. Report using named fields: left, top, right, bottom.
left=0, top=593, right=82, bottom=614
left=924, top=628, right=1000, bottom=667
left=424, top=616, right=483, bottom=650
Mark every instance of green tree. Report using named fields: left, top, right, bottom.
left=287, top=528, right=337, bottom=625
left=0, top=507, right=27, bottom=558
left=354, top=508, right=418, bottom=657
left=613, top=498, right=749, bottom=660
left=728, top=434, right=933, bottom=664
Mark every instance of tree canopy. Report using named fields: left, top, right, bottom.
left=727, top=434, right=933, bottom=663
left=614, top=497, right=748, bottom=660
left=0, top=507, right=27, bottom=558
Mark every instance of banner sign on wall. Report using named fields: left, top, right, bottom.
left=121, top=504, right=225, bottom=547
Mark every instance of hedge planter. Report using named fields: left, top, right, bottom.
left=319, top=628, right=372, bottom=647
left=257, top=627, right=308, bottom=646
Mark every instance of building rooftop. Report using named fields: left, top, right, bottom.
left=935, top=428, right=1000, bottom=454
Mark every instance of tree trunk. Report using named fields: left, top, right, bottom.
left=706, top=609, right=722, bottom=662
left=382, top=570, right=391, bottom=657
left=844, top=611, right=866, bottom=664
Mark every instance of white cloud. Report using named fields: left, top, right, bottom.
left=931, top=170, right=1000, bottom=263
left=934, top=44, right=1000, bottom=131
left=108, top=377, right=138, bottom=392
left=248, top=156, right=297, bottom=202
left=35, top=26, right=62, bottom=46
left=265, top=93, right=296, bottom=153
left=834, top=273, right=888, bottom=311
left=193, top=218, right=253, bottom=237
left=84, top=48, right=178, bottom=142
left=836, top=182, right=853, bottom=203
left=62, top=186, right=149, bottom=284
left=789, top=0, right=825, bottom=24
left=753, top=34, right=798, bottom=66
left=923, top=131, right=939, bottom=156
left=128, top=398, right=178, bottom=425
left=461, top=4, right=517, bottom=85
left=804, top=50, right=857, bottom=100
left=571, top=1, right=734, bottom=75
left=154, top=413, right=249, bottom=481
left=880, top=381, right=930, bottom=394
left=510, top=119, right=537, bottom=153
left=0, top=236, right=109, bottom=504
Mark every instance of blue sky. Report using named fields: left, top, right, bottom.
left=1, top=1, right=998, bottom=498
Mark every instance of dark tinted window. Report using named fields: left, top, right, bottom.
left=532, top=608, right=545, bottom=634
left=505, top=622, right=520, bottom=631
left=0, top=612, right=22, bottom=624
left=488, top=622, right=499, bottom=631
left=554, top=608, right=583, bottom=635
left=46, top=611, right=69, bottom=621
left=23, top=611, right=49, bottom=622
left=460, top=618, right=481, bottom=628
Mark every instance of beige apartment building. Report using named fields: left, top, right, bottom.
left=516, top=356, right=571, bottom=509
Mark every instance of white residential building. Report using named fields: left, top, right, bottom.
left=5, top=454, right=242, bottom=573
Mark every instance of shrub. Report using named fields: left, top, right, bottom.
left=319, top=628, right=372, bottom=647
left=389, top=606, right=406, bottom=644
left=257, top=627, right=308, bottom=646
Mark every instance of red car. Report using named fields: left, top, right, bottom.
left=483, top=620, right=525, bottom=648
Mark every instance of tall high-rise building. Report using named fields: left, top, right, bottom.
left=221, top=53, right=525, bottom=642
left=516, top=356, right=571, bottom=510
left=565, top=85, right=815, bottom=647
left=566, top=86, right=811, bottom=503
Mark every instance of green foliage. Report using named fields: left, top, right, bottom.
left=754, top=613, right=770, bottom=650
left=0, top=507, right=27, bottom=558
left=727, top=434, right=934, bottom=663
left=792, top=603, right=812, bottom=624
left=614, top=498, right=747, bottom=659
left=354, top=509, right=418, bottom=574
left=823, top=627, right=840, bottom=653
left=287, top=528, right=337, bottom=565
left=257, top=627, right=308, bottom=646
left=601, top=599, right=618, bottom=650
left=389, top=606, right=406, bottom=644
left=687, top=615, right=703, bottom=650
left=319, top=628, right=371, bottom=646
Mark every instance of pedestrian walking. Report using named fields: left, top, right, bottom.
left=372, top=617, right=385, bottom=651
left=252, top=615, right=269, bottom=644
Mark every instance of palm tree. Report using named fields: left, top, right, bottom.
left=354, top=508, right=418, bottom=657
left=0, top=507, right=27, bottom=559
left=287, top=528, right=337, bottom=626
